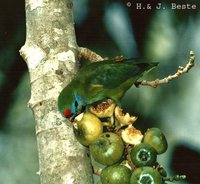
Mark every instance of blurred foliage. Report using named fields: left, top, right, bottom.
left=1, top=0, right=200, bottom=183
left=0, top=74, right=39, bottom=184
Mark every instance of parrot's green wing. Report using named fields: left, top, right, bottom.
left=73, top=59, right=158, bottom=104
left=79, top=59, right=158, bottom=89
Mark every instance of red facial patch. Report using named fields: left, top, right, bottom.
left=63, top=109, right=71, bottom=117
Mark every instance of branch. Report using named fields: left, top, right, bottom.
left=79, top=47, right=104, bottom=62
left=138, top=51, right=195, bottom=88
left=20, top=0, right=93, bottom=184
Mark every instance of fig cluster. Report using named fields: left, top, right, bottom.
left=72, top=101, right=184, bottom=184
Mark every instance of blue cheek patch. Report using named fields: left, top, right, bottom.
left=75, top=95, right=86, bottom=107
left=70, top=95, right=87, bottom=117
left=70, top=103, right=76, bottom=115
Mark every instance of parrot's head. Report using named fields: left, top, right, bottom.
left=62, top=95, right=86, bottom=119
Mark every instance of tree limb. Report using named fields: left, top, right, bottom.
left=78, top=47, right=104, bottom=62
left=137, top=51, right=195, bottom=88
left=20, top=0, right=93, bottom=183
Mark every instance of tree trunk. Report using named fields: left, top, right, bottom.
left=20, top=0, right=93, bottom=183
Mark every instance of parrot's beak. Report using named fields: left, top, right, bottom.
left=69, top=117, right=75, bottom=122
left=69, top=105, right=86, bottom=122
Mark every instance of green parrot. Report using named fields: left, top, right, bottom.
left=58, top=58, right=158, bottom=119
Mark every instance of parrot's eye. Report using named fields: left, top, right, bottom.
left=74, top=100, right=78, bottom=107
left=63, top=109, right=72, bottom=118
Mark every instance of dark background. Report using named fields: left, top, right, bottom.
left=0, top=0, right=200, bottom=183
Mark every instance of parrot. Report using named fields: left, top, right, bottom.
left=58, top=57, right=158, bottom=119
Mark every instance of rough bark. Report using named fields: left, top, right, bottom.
left=20, top=0, right=93, bottom=183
